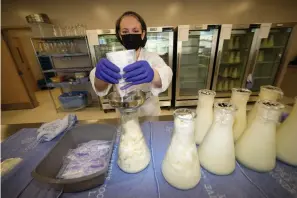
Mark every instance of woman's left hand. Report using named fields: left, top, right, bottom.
left=121, top=60, right=154, bottom=89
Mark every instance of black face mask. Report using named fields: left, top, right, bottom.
left=121, top=34, right=143, bottom=50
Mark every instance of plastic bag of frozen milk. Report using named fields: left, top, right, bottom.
left=106, top=50, right=136, bottom=97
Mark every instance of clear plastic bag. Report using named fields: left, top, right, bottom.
left=57, top=140, right=111, bottom=179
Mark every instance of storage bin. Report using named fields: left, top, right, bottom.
left=58, top=91, right=88, bottom=110
left=32, top=124, right=117, bottom=192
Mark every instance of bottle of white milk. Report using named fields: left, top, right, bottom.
left=117, top=109, right=151, bottom=173
left=236, top=100, right=284, bottom=172
left=198, top=102, right=237, bottom=175
left=230, top=88, right=251, bottom=142
left=276, top=96, right=297, bottom=166
left=195, top=89, right=216, bottom=145
left=162, top=109, right=201, bottom=190
left=247, top=85, right=283, bottom=126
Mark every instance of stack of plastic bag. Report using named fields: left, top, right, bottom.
left=57, top=140, right=111, bottom=179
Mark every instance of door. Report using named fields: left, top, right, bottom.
left=176, top=25, right=219, bottom=100
left=212, top=24, right=260, bottom=97
left=87, top=29, right=122, bottom=107
left=1, top=36, right=38, bottom=109
left=248, top=24, right=293, bottom=91
left=145, top=27, right=174, bottom=101
left=2, top=33, right=38, bottom=107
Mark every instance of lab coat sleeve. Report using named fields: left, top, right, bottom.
left=89, top=68, right=112, bottom=97
left=150, top=54, right=173, bottom=96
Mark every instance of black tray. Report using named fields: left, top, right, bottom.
left=32, top=124, right=117, bottom=192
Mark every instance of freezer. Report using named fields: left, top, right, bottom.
left=244, top=23, right=296, bottom=94
left=174, top=24, right=219, bottom=107
left=212, top=24, right=261, bottom=98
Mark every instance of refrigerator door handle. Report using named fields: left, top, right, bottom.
left=215, top=50, right=222, bottom=76
left=176, top=53, right=181, bottom=98
left=212, top=50, right=222, bottom=91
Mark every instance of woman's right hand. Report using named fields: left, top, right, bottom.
left=95, top=58, right=121, bottom=84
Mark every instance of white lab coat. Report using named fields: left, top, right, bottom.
left=89, top=48, right=173, bottom=116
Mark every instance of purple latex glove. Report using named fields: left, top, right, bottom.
left=95, top=58, right=121, bottom=84
left=121, top=60, right=154, bottom=90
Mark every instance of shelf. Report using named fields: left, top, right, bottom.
left=181, top=64, right=208, bottom=68
left=57, top=102, right=101, bottom=112
left=38, top=53, right=89, bottom=57
left=226, top=48, right=248, bottom=51
left=218, top=75, right=240, bottom=79
left=220, top=62, right=242, bottom=65
left=43, top=67, right=93, bottom=73
left=198, top=54, right=211, bottom=58
left=260, top=46, right=285, bottom=49
left=256, top=61, right=280, bottom=64
left=47, top=80, right=89, bottom=87
left=253, top=76, right=272, bottom=79
left=32, top=36, right=86, bottom=40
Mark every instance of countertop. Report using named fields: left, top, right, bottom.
left=0, top=115, right=173, bottom=142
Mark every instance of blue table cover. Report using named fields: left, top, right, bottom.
left=1, top=122, right=296, bottom=198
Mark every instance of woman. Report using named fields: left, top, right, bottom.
left=90, top=11, right=173, bottom=116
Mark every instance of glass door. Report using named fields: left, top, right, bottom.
left=212, top=25, right=259, bottom=96
left=94, top=34, right=125, bottom=102
left=176, top=26, right=218, bottom=100
left=251, top=27, right=292, bottom=91
left=145, top=30, right=173, bottom=99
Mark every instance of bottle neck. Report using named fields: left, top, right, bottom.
left=173, top=117, right=195, bottom=144
left=255, top=105, right=282, bottom=123
left=231, top=94, right=249, bottom=107
left=259, top=90, right=282, bottom=101
left=213, top=108, right=235, bottom=125
left=198, top=94, right=215, bottom=107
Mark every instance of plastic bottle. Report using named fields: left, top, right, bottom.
left=236, top=100, right=284, bottom=172
left=235, top=52, right=240, bottom=63
left=162, top=109, right=201, bottom=190
left=195, top=89, right=216, bottom=144
left=228, top=37, right=234, bottom=49
left=247, top=85, right=283, bottom=127
left=228, top=67, right=233, bottom=77
left=230, top=88, right=252, bottom=141
left=229, top=52, right=234, bottom=63
left=234, top=37, right=240, bottom=48
left=268, top=35, right=274, bottom=47
left=198, top=102, right=237, bottom=175
left=118, top=109, right=151, bottom=173
left=223, top=80, right=229, bottom=91
left=232, top=68, right=238, bottom=78
left=257, top=50, right=264, bottom=62
left=222, top=68, right=229, bottom=78
left=229, top=80, right=235, bottom=90
left=217, top=81, right=223, bottom=92
left=276, top=96, right=297, bottom=166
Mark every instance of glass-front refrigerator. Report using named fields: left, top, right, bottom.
left=244, top=23, right=295, bottom=93
left=86, top=27, right=174, bottom=111
left=175, top=25, right=219, bottom=107
left=211, top=24, right=261, bottom=98
left=86, top=29, right=123, bottom=111
left=145, top=27, right=174, bottom=107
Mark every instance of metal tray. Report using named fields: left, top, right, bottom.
left=32, top=124, right=117, bottom=192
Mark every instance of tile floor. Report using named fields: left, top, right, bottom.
left=1, top=89, right=174, bottom=124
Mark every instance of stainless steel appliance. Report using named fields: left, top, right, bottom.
left=86, top=27, right=174, bottom=111
left=174, top=25, right=219, bottom=107
left=243, top=23, right=296, bottom=93
left=212, top=24, right=262, bottom=98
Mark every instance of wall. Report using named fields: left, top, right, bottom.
left=1, top=37, right=31, bottom=105
left=2, top=0, right=297, bottom=29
